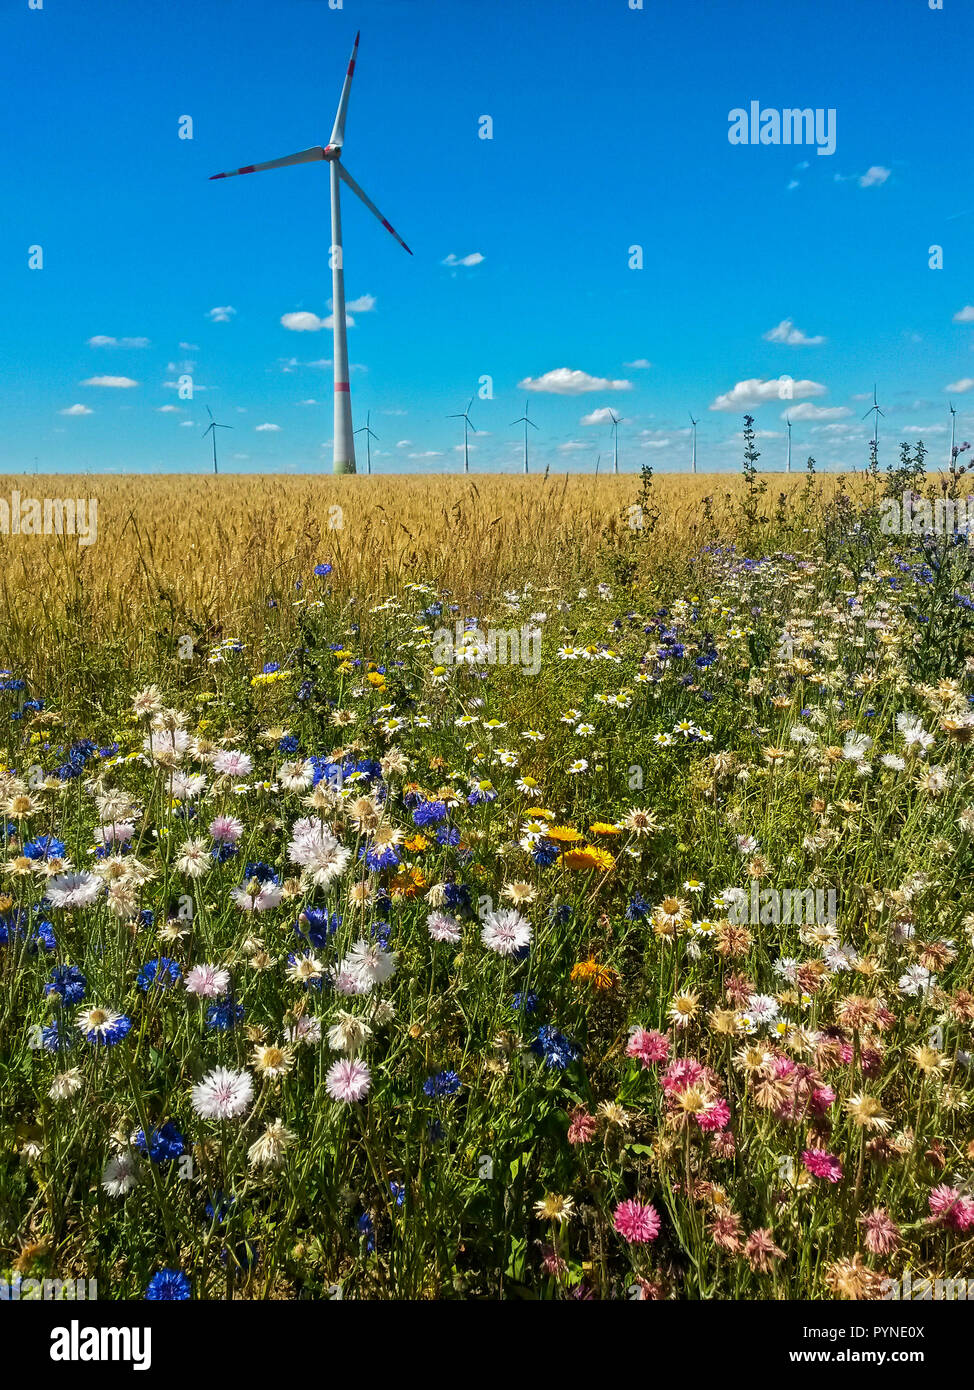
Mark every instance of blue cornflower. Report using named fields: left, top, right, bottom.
left=357, top=1211, right=375, bottom=1252
left=134, top=1120, right=186, bottom=1164
left=23, top=835, right=67, bottom=861
left=137, top=957, right=182, bottom=992
left=412, top=800, right=447, bottom=828
left=626, top=894, right=651, bottom=920
left=44, top=964, right=86, bottom=1006
left=295, top=906, right=341, bottom=949
left=41, top=1019, right=74, bottom=1052
left=211, top=840, right=239, bottom=864
left=145, top=1269, right=191, bottom=1301
left=531, top=838, right=559, bottom=867
left=423, top=1070, right=461, bottom=1098
left=513, top=990, right=539, bottom=1014
left=80, top=1011, right=132, bottom=1046
left=314, top=563, right=333, bottom=577
left=278, top=733, right=299, bottom=753
left=435, top=826, right=461, bottom=847
left=243, top=861, right=279, bottom=885
left=359, top=840, right=401, bottom=872
left=531, top=1025, right=581, bottom=1071
left=206, top=997, right=245, bottom=1031
left=442, top=882, right=471, bottom=912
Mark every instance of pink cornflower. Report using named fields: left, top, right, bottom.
left=325, top=1058, right=371, bottom=1103
left=427, top=911, right=462, bottom=944
left=929, top=1185, right=974, bottom=1231
left=540, top=1245, right=567, bottom=1277
left=566, top=1108, right=598, bottom=1145
left=185, top=963, right=230, bottom=998
left=661, top=1057, right=705, bottom=1095
left=801, top=1148, right=843, bottom=1182
left=613, top=1199, right=661, bottom=1245
left=626, top=1027, right=670, bottom=1068
left=213, top=749, right=253, bottom=778
left=860, top=1207, right=901, bottom=1256
left=480, top=908, right=532, bottom=957
left=696, top=1097, right=731, bottom=1132
left=209, top=815, right=243, bottom=844
left=191, top=1067, right=253, bottom=1120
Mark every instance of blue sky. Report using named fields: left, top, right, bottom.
left=3, top=0, right=973, bottom=475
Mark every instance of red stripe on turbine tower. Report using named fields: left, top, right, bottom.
left=335, top=382, right=351, bottom=392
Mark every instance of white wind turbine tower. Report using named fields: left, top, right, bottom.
left=948, top=399, right=957, bottom=470
left=449, top=398, right=477, bottom=474
left=209, top=32, right=412, bottom=475
left=511, top=399, right=538, bottom=475
left=785, top=416, right=792, bottom=474
left=862, top=384, right=884, bottom=453
left=609, top=410, right=622, bottom=473
left=354, top=411, right=379, bottom=475
left=689, top=412, right=698, bottom=473
left=202, top=406, right=232, bottom=475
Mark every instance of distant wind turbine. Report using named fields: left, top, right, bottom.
left=948, top=399, right=957, bottom=470
left=689, top=413, right=698, bottom=474
left=609, top=411, right=622, bottom=474
left=595, top=454, right=601, bottom=476
left=202, top=406, right=232, bottom=475
left=209, top=32, right=412, bottom=475
left=785, top=416, right=792, bottom=474
left=510, top=399, right=538, bottom=475
left=354, top=411, right=379, bottom=475
left=862, top=384, right=884, bottom=452
left=449, top=398, right=477, bottom=474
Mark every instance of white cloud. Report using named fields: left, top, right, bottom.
left=442, top=252, right=485, bottom=267
left=345, top=294, right=376, bottom=313
left=858, top=166, right=890, bottom=188
left=408, top=450, right=443, bottom=458
left=709, top=377, right=826, bottom=411
left=519, top=367, right=632, bottom=395
left=763, top=318, right=826, bottom=346
left=281, top=311, right=326, bottom=332
left=86, top=335, right=150, bottom=348
left=256, top=422, right=281, bottom=432
left=558, top=441, right=589, bottom=452
left=640, top=439, right=669, bottom=449
left=81, top=375, right=138, bottom=388
left=179, top=420, right=195, bottom=427
left=953, top=306, right=974, bottom=323
left=60, top=404, right=93, bottom=415
left=580, top=407, right=620, bottom=426
left=784, top=403, right=852, bottom=422
left=179, top=341, right=200, bottom=351
left=946, top=378, right=974, bottom=393
left=298, top=398, right=318, bottom=405
left=902, top=424, right=947, bottom=435
left=323, top=313, right=354, bottom=330
left=623, top=358, right=652, bottom=369
left=156, top=404, right=182, bottom=413
left=207, top=306, right=236, bottom=323
left=396, top=439, right=413, bottom=449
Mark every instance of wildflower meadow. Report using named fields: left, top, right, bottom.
left=2, top=439, right=973, bottom=1304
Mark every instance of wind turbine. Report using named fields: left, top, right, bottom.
left=948, top=399, right=957, bottom=470
left=209, top=32, right=412, bottom=475
left=202, top=406, right=232, bottom=475
left=785, top=416, right=792, bottom=474
left=449, top=398, right=476, bottom=474
left=510, top=399, right=538, bottom=475
left=354, top=411, right=379, bottom=475
left=689, top=413, right=698, bottom=474
left=595, top=454, right=601, bottom=476
left=862, top=384, right=884, bottom=452
left=609, top=411, right=622, bottom=474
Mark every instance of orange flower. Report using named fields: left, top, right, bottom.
left=571, top=957, right=618, bottom=991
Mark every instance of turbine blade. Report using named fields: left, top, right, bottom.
left=329, top=31, right=361, bottom=149
left=209, top=146, right=327, bottom=180
left=337, top=163, right=412, bottom=254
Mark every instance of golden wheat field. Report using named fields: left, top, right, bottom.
left=0, top=471, right=850, bottom=654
